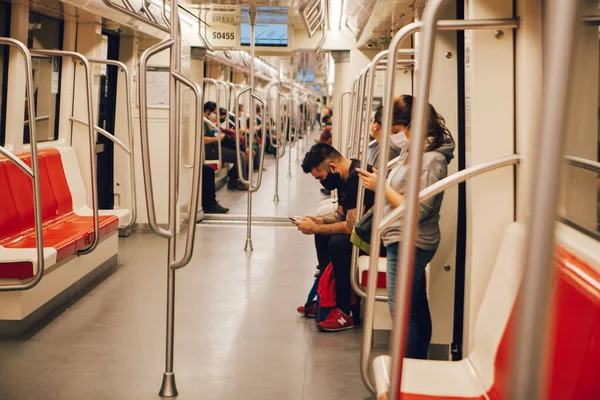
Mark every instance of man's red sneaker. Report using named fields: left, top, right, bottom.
left=317, top=308, right=355, bottom=332
left=297, top=302, right=317, bottom=318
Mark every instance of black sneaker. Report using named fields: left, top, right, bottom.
left=204, top=202, right=229, bottom=214
left=320, top=188, right=331, bottom=195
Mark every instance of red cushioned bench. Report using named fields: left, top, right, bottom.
left=0, top=148, right=118, bottom=281
left=373, top=223, right=600, bottom=400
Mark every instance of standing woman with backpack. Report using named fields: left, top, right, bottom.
left=357, top=95, right=455, bottom=359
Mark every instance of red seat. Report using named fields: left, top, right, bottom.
left=0, top=148, right=119, bottom=280
left=383, top=246, right=600, bottom=400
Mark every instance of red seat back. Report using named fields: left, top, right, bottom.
left=0, top=148, right=74, bottom=243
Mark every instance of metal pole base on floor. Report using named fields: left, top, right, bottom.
left=159, top=372, right=178, bottom=397
left=244, top=238, right=254, bottom=251
left=273, top=193, right=280, bottom=202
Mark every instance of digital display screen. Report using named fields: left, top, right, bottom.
left=298, top=71, right=315, bottom=83
left=240, top=6, right=288, bottom=47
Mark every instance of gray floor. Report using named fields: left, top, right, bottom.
left=213, top=138, right=328, bottom=218
left=0, top=147, right=379, bottom=400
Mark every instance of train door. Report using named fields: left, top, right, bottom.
left=96, top=31, right=120, bottom=209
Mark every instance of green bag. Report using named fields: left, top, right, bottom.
left=350, top=207, right=373, bottom=254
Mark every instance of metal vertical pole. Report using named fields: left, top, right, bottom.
left=273, top=91, right=281, bottom=202
left=160, top=0, right=180, bottom=395
left=510, top=0, right=581, bottom=399
left=389, top=1, right=446, bottom=399
left=245, top=2, right=257, bottom=251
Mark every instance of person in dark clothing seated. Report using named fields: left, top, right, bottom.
left=315, top=115, right=333, bottom=145
left=203, top=101, right=247, bottom=190
left=293, top=144, right=375, bottom=332
left=201, top=164, right=229, bottom=214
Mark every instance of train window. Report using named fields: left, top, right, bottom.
left=24, top=12, right=63, bottom=144
left=559, top=29, right=600, bottom=241
left=0, top=3, right=10, bottom=147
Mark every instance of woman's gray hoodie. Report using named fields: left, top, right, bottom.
left=381, top=137, right=455, bottom=250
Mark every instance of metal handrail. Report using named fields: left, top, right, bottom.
left=85, top=58, right=137, bottom=231
left=361, top=16, right=520, bottom=396
left=235, top=85, right=252, bottom=185
left=170, top=71, right=204, bottom=270
left=31, top=49, right=100, bottom=256
left=350, top=51, right=415, bottom=303
left=250, top=93, right=268, bottom=191
left=264, top=82, right=286, bottom=202
left=23, top=115, right=49, bottom=126
left=346, top=77, right=359, bottom=157
left=380, top=155, right=521, bottom=232
left=70, top=117, right=131, bottom=154
left=139, top=39, right=174, bottom=239
left=136, top=0, right=207, bottom=393
left=511, top=1, right=579, bottom=399
left=365, top=155, right=520, bottom=400
left=338, top=90, right=351, bottom=151
left=0, top=38, right=44, bottom=292
left=203, top=78, right=222, bottom=166
left=287, top=95, right=295, bottom=178
left=564, top=155, right=600, bottom=173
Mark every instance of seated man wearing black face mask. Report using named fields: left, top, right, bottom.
left=293, top=143, right=375, bottom=331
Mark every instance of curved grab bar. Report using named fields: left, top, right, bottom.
left=0, top=38, right=44, bottom=292
left=70, top=117, right=131, bottom=154
left=170, top=72, right=204, bottom=270
left=265, top=81, right=280, bottom=148
left=337, top=90, right=351, bottom=151
left=380, top=155, right=521, bottom=232
left=273, top=92, right=290, bottom=158
left=367, top=14, right=520, bottom=399
left=350, top=51, right=394, bottom=303
left=87, top=58, right=137, bottom=231
left=250, top=93, right=267, bottom=192
left=350, top=52, right=416, bottom=302
left=234, top=85, right=252, bottom=186
left=360, top=17, right=520, bottom=396
left=362, top=155, right=520, bottom=400
left=346, top=77, right=359, bottom=157
left=203, top=78, right=222, bottom=166
left=23, top=115, right=49, bottom=126
left=139, top=39, right=175, bottom=239
left=31, top=49, right=99, bottom=255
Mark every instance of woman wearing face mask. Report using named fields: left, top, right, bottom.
left=367, top=106, right=407, bottom=167
left=357, top=95, right=455, bottom=358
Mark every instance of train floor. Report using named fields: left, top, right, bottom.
left=0, top=141, right=386, bottom=400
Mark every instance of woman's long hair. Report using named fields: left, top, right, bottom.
left=392, top=95, right=454, bottom=152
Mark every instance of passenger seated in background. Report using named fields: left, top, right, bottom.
left=294, top=144, right=375, bottom=332
left=203, top=101, right=248, bottom=191
left=201, top=165, right=229, bottom=214
left=367, top=105, right=407, bottom=167
left=315, top=115, right=333, bottom=145
left=358, top=94, right=455, bottom=359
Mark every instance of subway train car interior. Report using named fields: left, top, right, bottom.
left=1, top=0, right=600, bottom=398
